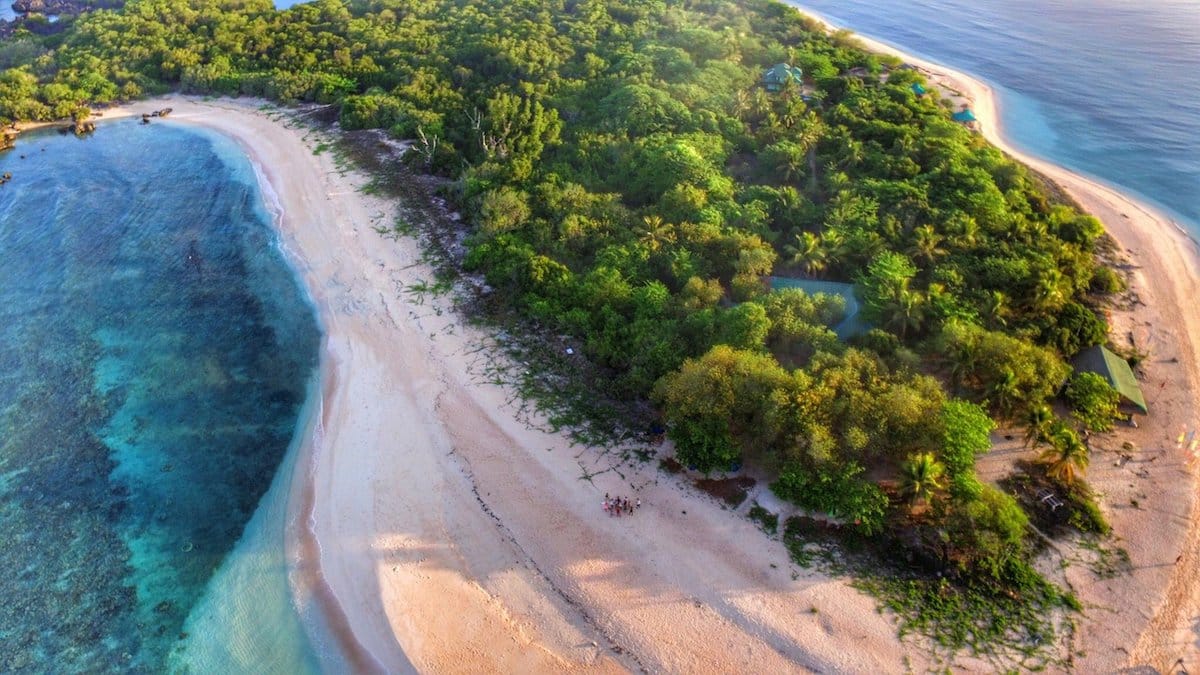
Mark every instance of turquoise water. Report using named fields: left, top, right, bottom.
left=0, top=120, right=321, bottom=671
left=789, top=0, right=1200, bottom=235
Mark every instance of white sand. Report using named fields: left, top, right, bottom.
left=98, top=97, right=921, bottom=673
left=89, top=34, right=1200, bottom=667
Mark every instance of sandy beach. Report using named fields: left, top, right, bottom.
left=90, top=96, right=929, bottom=673
left=72, top=22, right=1200, bottom=666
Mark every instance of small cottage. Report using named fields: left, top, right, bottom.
left=763, top=63, right=804, bottom=92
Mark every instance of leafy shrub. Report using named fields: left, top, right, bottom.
left=772, top=463, right=888, bottom=535
left=1064, top=371, right=1121, bottom=431
left=748, top=504, right=778, bottom=534
left=1089, top=266, right=1126, bottom=295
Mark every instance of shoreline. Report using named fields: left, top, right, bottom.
left=97, top=98, right=932, bottom=671
left=68, top=46, right=1200, bottom=668
left=789, top=4, right=1200, bottom=670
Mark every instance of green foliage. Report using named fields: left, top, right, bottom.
left=899, top=452, right=946, bottom=506
left=1039, top=301, right=1107, bottom=355
left=937, top=320, right=1070, bottom=417
left=654, top=345, right=790, bottom=473
left=782, top=517, right=1075, bottom=669
left=1039, top=422, right=1090, bottom=486
left=14, top=0, right=1122, bottom=654
left=339, top=93, right=405, bottom=131
left=1089, top=266, right=1126, bottom=295
left=772, top=463, right=889, bottom=535
left=1065, top=482, right=1111, bottom=535
left=944, top=485, right=1029, bottom=579
left=940, top=399, right=994, bottom=502
left=1064, top=371, right=1121, bottom=432
left=856, top=564, right=1069, bottom=667
left=748, top=504, right=778, bottom=535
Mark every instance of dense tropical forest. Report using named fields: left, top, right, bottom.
left=1, top=0, right=1131, bottom=657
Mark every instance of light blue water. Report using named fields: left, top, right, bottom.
left=789, top=0, right=1200, bottom=235
left=0, top=121, right=321, bottom=671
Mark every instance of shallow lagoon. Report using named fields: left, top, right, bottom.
left=0, top=120, right=320, bottom=671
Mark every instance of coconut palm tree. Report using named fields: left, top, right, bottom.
left=1040, top=425, right=1090, bottom=485
left=637, top=215, right=675, bottom=253
left=947, top=336, right=980, bottom=392
left=945, top=213, right=980, bottom=251
left=1024, top=404, right=1054, bottom=449
left=982, top=289, right=1011, bottom=328
left=987, top=367, right=1022, bottom=418
left=1033, top=267, right=1066, bottom=312
left=909, top=224, right=947, bottom=265
left=785, top=231, right=826, bottom=277
left=900, top=452, right=946, bottom=507
left=882, top=284, right=927, bottom=338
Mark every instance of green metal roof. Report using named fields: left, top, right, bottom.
left=1072, top=345, right=1148, bottom=414
left=767, top=277, right=870, bottom=340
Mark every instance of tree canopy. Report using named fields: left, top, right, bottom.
left=0, top=0, right=1122, bottom=614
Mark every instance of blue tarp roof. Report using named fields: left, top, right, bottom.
left=952, top=109, right=977, bottom=123
left=767, top=277, right=871, bottom=340
left=911, top=82, right=927, bottom=95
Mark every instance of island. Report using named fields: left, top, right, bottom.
left=1, top=0, right=1197, bottom=671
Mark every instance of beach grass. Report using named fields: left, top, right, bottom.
left=781, top=516, right=1078, bottom=670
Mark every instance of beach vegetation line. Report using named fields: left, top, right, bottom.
left=0, top=0, right=1134, bottom=662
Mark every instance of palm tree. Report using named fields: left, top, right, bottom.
left=1024, top=404, right=1054, bottom=449
left=785, top=231, right=826, bottom=277
left=793, top=112, right=826, bottom=194
left=982, top=289, right=1011, bottom=328
left=909, top=224, right=947, bottom=265
left=820, top=229, right=846, bottom=272
left=637, top=215, right=675, bottom=253
left=1033, top=268, right=1066, bottom=312
left=882, top=284, right=926, bottom=338
left=900, top=452, right=946, bottom=507
left=987, top=367, right=1022, bottom=418
left=945, top=214, right=980, bottom=251
left=1040, top=425, right=1090, bottom=485
left=945, top=331, right=980, bottom=392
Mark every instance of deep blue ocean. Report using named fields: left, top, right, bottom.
left=0, top=120, right=321, bottom=672
left=790, top=0, right=1200, bottom=236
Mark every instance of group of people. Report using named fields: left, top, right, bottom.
left=602, top=493, right=640, bottom=516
